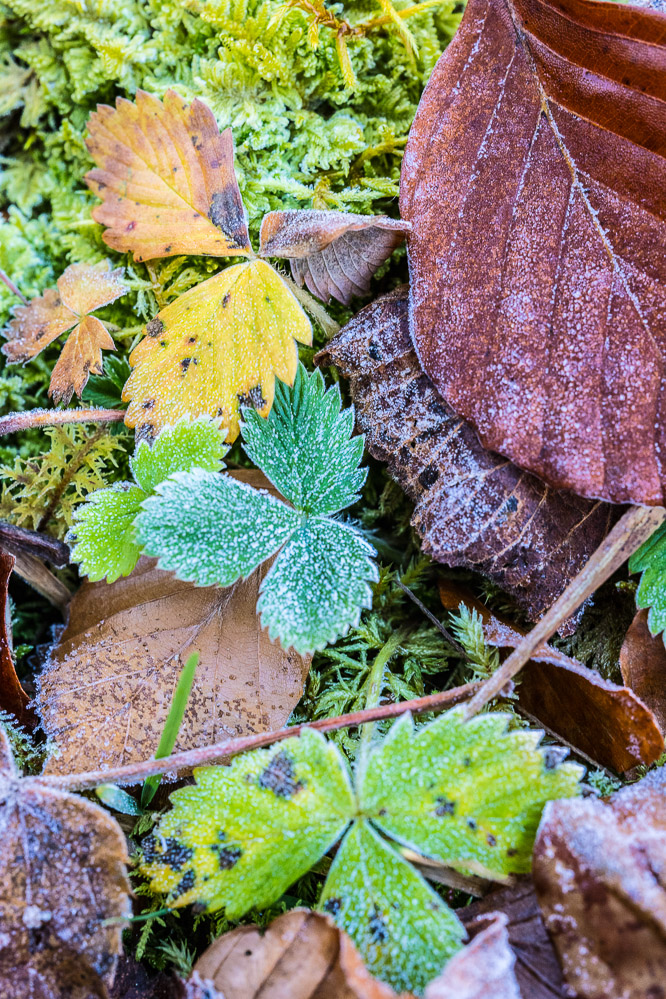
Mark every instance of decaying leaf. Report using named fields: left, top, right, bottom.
left=85, top=89, right=251, bottom=261
left=620, top=609, right=666, bottom=733
left=424, top=913, right=519, bottom=999
left=0, top=550, right=32, bottom=727
left=123, top=259, right=312, bottom=442
left=318, top=288, right=615, bottom=633
left=1, top=260, right=126, bottom=403
left=0, top=727, right=131, bottom=996
left=533, top=767, right=666, bottom=998
left=38, top=486, right=310, bottom=777
left=439, top=580, right=665, bottom=772
left=193, top=909, right=397, bottom=999
left=259, top=210, right=410, bottom=305
left=401, top=0, right=666, bottom=505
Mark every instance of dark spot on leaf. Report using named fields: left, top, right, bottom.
left=378, top=808, right=387, bottom=816
left=238, top=386, right=266, bottom=410
left=161, top=837, right=195, bottom=872
left=136, top=424, right=155, bottom=444
left=208, top=191, right=249, bottom=248
left=126, top=221, right=137, bottom=231
left=146, top=317, right=164, bottom=338
left=487, top=833, right=497, bottom=847
left=323, top=897, right=342, bottom=915
left=507, top=847, right=517, bottom=857
left=467, top=818, right=477, bottom=831
left=418, top=464, right=439, bottom=489
left=172, top=869, right=196, bottom=898
left=142, top=399, right=155, bottom=410
left=181, top=358, right=191, bottom=372
left=504, top=495, right=519, bottom=513
left=222, top=293, right=231, bottom=308
left=463, top=756, right=472, bottom=767
left=368, top=341, right=382, bottom=361
left=141, top=834, right=160, bottom=863
left=434, top=797, right=456, bottom=817
left=258, top=751, right=304, bottom=798
left=211, top=838, right=242, bottom=870
left=368, top=905, right=388, bottom=943
left=164, top=244, right=172, bottom=252
left=188, top=336, right=196, bottom=343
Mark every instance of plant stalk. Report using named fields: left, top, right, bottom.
left=360, top=627, right=410, bottom=752
left=0, top=407, right=125, bottom=436
left=0, top=269, right=28, bottom=305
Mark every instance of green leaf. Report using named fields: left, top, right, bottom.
left=140, top=730, right=354, bottom=917
left=68, top=483, right=146, bottom=583
left=137, top=469, right=300, bottom=587
left=81, top=354, right=131, bottom=408
left=258, top=518, right=378, bottom=654
left=359, top=709, right=584, bottom=877
left=95, top=783, right=143, bottom=815
left=69, top=418, right=228, bottom=582
left=629, top=521, right=666, bottom=637
left=319, top=821, right=464, bottom=995
left=242, top=364, right=366, bottom=516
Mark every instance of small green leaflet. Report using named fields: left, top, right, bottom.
left=81, top=354, right=131, bottom=409
left=142, top=709, right=582, bottom=993
left=136, top=364, right=377, bottom=654
left=629, top=521, right=666, bottom=639
left=68, top=418, right=228, bottom=582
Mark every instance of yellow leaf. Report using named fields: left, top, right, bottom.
left=49, top=315, right=116, bottom=405
left=85, top=89, right=252, bottom=262
left=123, top=259, right=312, bottom=441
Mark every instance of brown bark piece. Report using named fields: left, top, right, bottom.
left=318, top=288, right=615, bottom=633
left=401, top=0, right=666, bottom=506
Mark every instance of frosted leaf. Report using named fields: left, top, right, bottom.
left=242, top=364, right=366, bottom=516
left=69, top=417, right=228, bottom=582
left=258, top=518, right=378, bottom=654
left=629, top=521, right=666, bottom=639
left=137, top=468, right=300, bottom=588
left=141, top=729, right=354, bottom=917
left=318, top=821, right=465, bottom=995
left=359, top=710, right=584, bottom=877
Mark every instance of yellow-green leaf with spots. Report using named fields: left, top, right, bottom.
left=123, top=259, right=312, bottom=442
left=140, top=729, right=353, bottom=916
left=359, top=709, right=584, bottom=879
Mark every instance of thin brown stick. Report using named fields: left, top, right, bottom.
left=462, top=504, right=666, bottom=720
left=0, top=269, right=28, bottom=305
left=37, top=681, right=479, bottom=791
left=0, top=407, right=125, bottom=436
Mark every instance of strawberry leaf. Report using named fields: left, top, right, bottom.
left=629, top=522, right=666, bottom=639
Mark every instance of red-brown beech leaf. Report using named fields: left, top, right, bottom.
left=460, top=879, right=567, bottom=999
left=439, top=579, right=665, bottom=772
left=0, top=726, right=131, bottom=997
left=317, top=287, right=615, bottom=634
left=401, top=0, right=666, bottom=505
left=620, top=608, right=666, bottom=733
left=533, top=767, right=666, bottom=998
left=259, top=210, right=410, bottom=305
left=0, top=550, right=33, bottom=728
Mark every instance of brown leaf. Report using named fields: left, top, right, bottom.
left=85, top=90, right=251, bottom=262
left=460, top=880, right=567, bottom=999
left=192, top=909, right=398, bottom=999
left=424, top=913, right=519, bottom=999
left=620, top=608, right=666, bottom=733
left=49, top=315, right=116, bottom=405
left=533, top=767, right=666, bottom=998
left=439, top=579, right=664, bottom=772
left=0, top=549, right=33, bottom=727
left=260, top=210, right=409, bottom=305
left=0, top=726, right=130, bottom=997
left=317, top=287, right=615, bottom=634
left=108, top=956, right=184, bottom=999
left=38, top=477, right=311, bottom=777
left=401, top=0, right=666, bottom=506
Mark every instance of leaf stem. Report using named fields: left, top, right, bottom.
left=0, top=407, right=125, bottom=436
left=461, top=504, right=666, bottom=720
left=359, top=627, right=410, bottom=752
left=273, top=266, right=340, bottom=339
left=37, top=680, right=479, bottom=791
left=0, top=269, right=28, bottom=305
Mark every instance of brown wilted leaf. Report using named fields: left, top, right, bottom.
left=0, top=726, right=130, bottom=997
left=259, top=210, right=409, bottom=305
left=38, top=486, right=310, bottom=778
left=424, top=913, right=519, bottom=999
left=1, top=260, right=126, bottom=403
left=0, top=550, right=32, bottom=727
left=439, top=579, right=664, bottom=772
left=192, top=909, right=397, bottom=999
left=401, top=0, right=666, bottom=506
left=533, top=767, right=666, bottom=998
left=85, top=89, right=251, bottom=261
left=317, top=287, right=615, bottom=634
left=620, top=608, right=666, bottom=734
left=460, top=880, right=567, bottom=999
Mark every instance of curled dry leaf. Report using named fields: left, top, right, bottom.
left=460, top=879, right=567, bottom=999
left=259, top=210, right=410, bottom=305
left=86, top=89, right=251, bottom=261
left=424, top=913, right=519, bottom=999
left=0, top=727, right=131, bottom=997
left=439, top=580, right=665, bottom=773
left=401, top=0, right=666, bottom=506
left=0, top=550, right=32, bottom=727
left=38, top=474, right=310, bottom=777
left=620, top=608, right=666, bottom=733
left=317, top=287, right=615, bottom=633
left=533, top=767, right=666, bottom=999
left=193, top=909, right=397, bottom=999
left=1, top=260, right=126, bottom=403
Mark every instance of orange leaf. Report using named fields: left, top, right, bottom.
left=48, top=315, right=116, bottom=405
left=85, top=89, right=252, bottom=261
